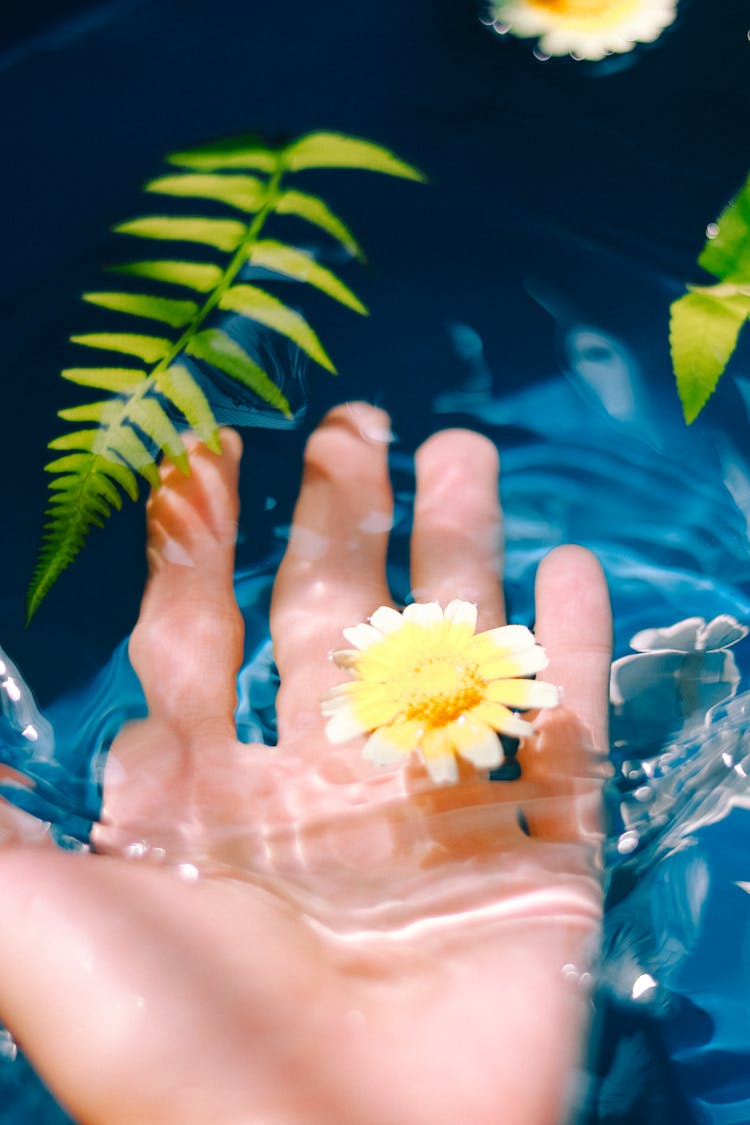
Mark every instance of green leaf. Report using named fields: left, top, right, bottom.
left=157, top=364, right=221, bottom=452
left=698, top=173, right=750, bottom=285
left=58, top=401, right=123, bottom=424
left=146, top=173, right=266, bottom=214
left=99, top=455, right=139, bottom=501
left=276, top=190, right=363, bottom=259
left=114, top=429, right=162, bottom=487
left=284, top=132, right=425, bottom=182
left=251, top=240, right=367, bottom=314
left=109, top=260, right=224, bottom=293
left=167, top=136, right=277, bottom=173
left=186, top=328, right=292, bottom=417
left=670, top=289, right=750, bottom=422
left=48, top=429, right=99, bottom=452
left=27, top=461, right=126, bottom=622
left=115, top=216, right=246, bottom=252
left=48, top=473, right=84, bottom=491
left=52, top=470, right=122, bottom=511
left=219, top=284, right=335, bottom=372
left=43, top=452, right=91, bottom=474
left=70, top=333, right=172, bottom=364
left=83, top=291, right=199, bottom=328
left=30, top=128, right=426, bottom=617
left=129, top=398, right=189, bottom=473
left=61, top=367, right=146, bottom=392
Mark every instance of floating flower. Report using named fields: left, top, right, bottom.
left=610, top=614, right=748, bottom=748
left=321, top=600, right=558, bottom=784
left=489, top=0, right=678, bottom=61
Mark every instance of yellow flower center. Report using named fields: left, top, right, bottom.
left=525, top=0, right=641, bottom=21
left=403, top=659, right=485, bottom=727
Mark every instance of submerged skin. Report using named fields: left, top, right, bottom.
left=0, top=402, right=611, bottom=1125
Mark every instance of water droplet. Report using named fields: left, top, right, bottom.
left=617, top=829, right=640, bottom=854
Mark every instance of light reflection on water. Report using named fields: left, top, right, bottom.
left=2, top=317, right=750, bottom=1121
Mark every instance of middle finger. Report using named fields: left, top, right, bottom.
left=271, top=402, right=394, bottom=744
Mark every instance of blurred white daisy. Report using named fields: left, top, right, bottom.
left=321, top=599, right=558, bottom=784
left=489, top=0, right=678, bottom=61
left=610, top=614, right=748, bottom=745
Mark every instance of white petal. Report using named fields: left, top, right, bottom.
left=421, top=751, right=459, bottom=784
left=497, top=713, right=535, bottom=739
left=321, top=693, right=351, bottom=715
left=444, top=599, right=478, bottom=632
left=369, top=605, right=405, bottom=634
left=523, top=680, right=559, bottom=709
left=486, top=679, right=559, bottom=710
left=325, top=706, right=368, bottom=744
left=630, top=618, right=703, bottom=654
left=539, top=28, right=581, bottom=56
left=484, top=646, right=549, bottom=678
left=342, top=622, right=385, bottom=650
left=609, top=651, right=680, bottom=709
left=403, top=601, right=444, bottom=628
left=495, top=0, right=678, bottom=57
left=452, top=722, right=503, bottom=769
left=497, top=4, right=545, bottom=35
left=482, top=624, right=536, bottom=652
left=362, top=728, right=409, bottom=767
left=699, top=615, right=749, bottom=652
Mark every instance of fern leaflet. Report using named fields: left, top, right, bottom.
left=28, top=131, right=424, bottom=621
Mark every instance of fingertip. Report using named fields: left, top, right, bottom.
left=302, top=403, right=394, bottom=489
left=416, top=428, right=499, bottom=478
left=217, top=427, right=243, bottom=463
left=537, top=543, right=604, bottom=579
left=316, top=401, right=394, bottom=446
left=534, top=545, right=612, bottom=757
left=536, top=545, right=612, bottom=644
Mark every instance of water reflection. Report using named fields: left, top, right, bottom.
left=2, top=314, right=750, bottom=1120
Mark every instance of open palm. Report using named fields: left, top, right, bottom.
left=0, top=402, right=611, bottom=1125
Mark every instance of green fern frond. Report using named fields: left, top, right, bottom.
left=28, top=130, right=423, bottom=621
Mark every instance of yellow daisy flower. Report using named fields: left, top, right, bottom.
left=321, top=600, right=559, bottom=784
left=489, top=0, right=678, bottom=61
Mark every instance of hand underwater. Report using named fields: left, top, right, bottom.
left=0, top=401, right=611, bottom=1125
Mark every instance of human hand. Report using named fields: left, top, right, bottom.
left=0, top=402, right=611, bottom=1125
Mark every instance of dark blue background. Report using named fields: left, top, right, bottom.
left=1, top=0, right=748, bottom=704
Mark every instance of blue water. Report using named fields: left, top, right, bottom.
left=2, top=1, right=750, bottom=1122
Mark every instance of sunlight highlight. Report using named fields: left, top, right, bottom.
left=322, top=600, right=558, bottom=784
